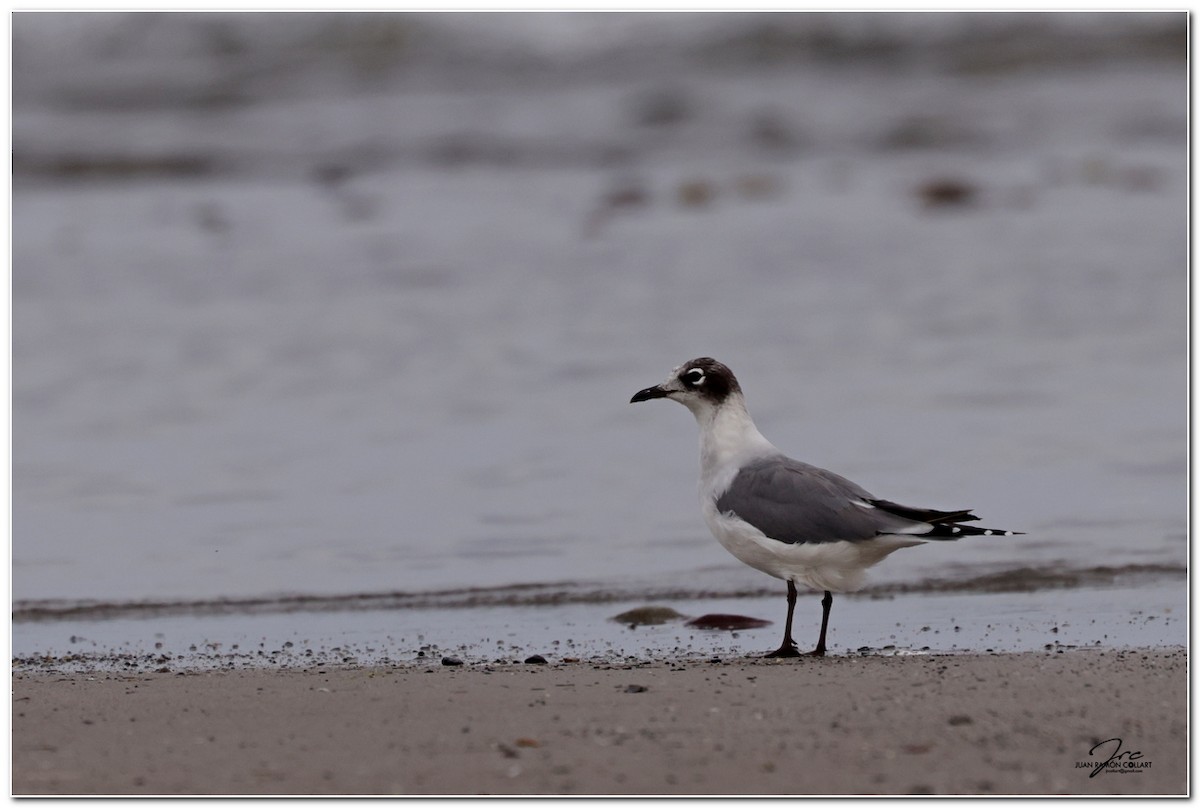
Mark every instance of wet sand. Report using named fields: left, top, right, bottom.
left=12, top=648, right=1185, bottom=796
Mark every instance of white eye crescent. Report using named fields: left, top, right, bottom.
left=683, top=369, right=706, bottom=386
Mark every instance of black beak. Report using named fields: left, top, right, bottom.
left=631, top=385, right=670, bottom=403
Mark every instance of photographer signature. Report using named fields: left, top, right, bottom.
left=1086, top=738, right=1146, bottom=778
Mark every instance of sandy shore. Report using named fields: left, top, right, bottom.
left=13, top=648, right=1185, bottom=796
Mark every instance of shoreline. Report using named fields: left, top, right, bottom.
left=14, top=583, right=1187, bottom=673
left=13, top=647, right=1186, bottom=796
left=13, top=562, right=1186, bottom=622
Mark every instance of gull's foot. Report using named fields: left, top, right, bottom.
left=807, top=646, right=827, bottom=657
left=763, top=644, right=802, bottom=659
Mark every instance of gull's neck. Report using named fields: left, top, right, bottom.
left=688, top=393, right=776, bottom=482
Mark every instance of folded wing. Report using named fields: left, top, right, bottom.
left=715, top=455, right=1020, bottom=544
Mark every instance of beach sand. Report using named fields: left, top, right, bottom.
left=12, top=648, right=1185, bottom=797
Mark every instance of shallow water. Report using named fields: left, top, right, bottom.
left=12, top=582, right=1186, bottom=672
left=12, top=15, right=1187, bottom=649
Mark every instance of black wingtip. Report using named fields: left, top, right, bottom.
left=869, top=499, right=981, bottom=524
left=917, top=524, right=1024, bottom=540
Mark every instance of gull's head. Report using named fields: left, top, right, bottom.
left=630, top=357, right=742, bottom=417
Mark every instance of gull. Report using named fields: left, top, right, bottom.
left=631, top=357, right=1020, bottom=657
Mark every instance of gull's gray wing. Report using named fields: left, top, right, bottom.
left=715, top=454, right=1012, bottom=544
left=714, top=455, right=885, bottom=545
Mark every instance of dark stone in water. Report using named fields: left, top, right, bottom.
left=917, top=177, right=978, bottom=209
left=624, top=684, right=648, bottom=693
left=686, top=613, right=772, bottom=631
left=524, top=654, right=548, bottom=664
left=441, top=656, right=464, bottom=666
left=611, top=606, right=687, bottom=627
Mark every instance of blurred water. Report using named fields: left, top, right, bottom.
left=12, top=13, right=1187, bottom=608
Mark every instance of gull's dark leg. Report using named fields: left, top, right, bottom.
left=810, top=590, right=833, bottom=656
left=763, top=579, right=801, bottom=658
